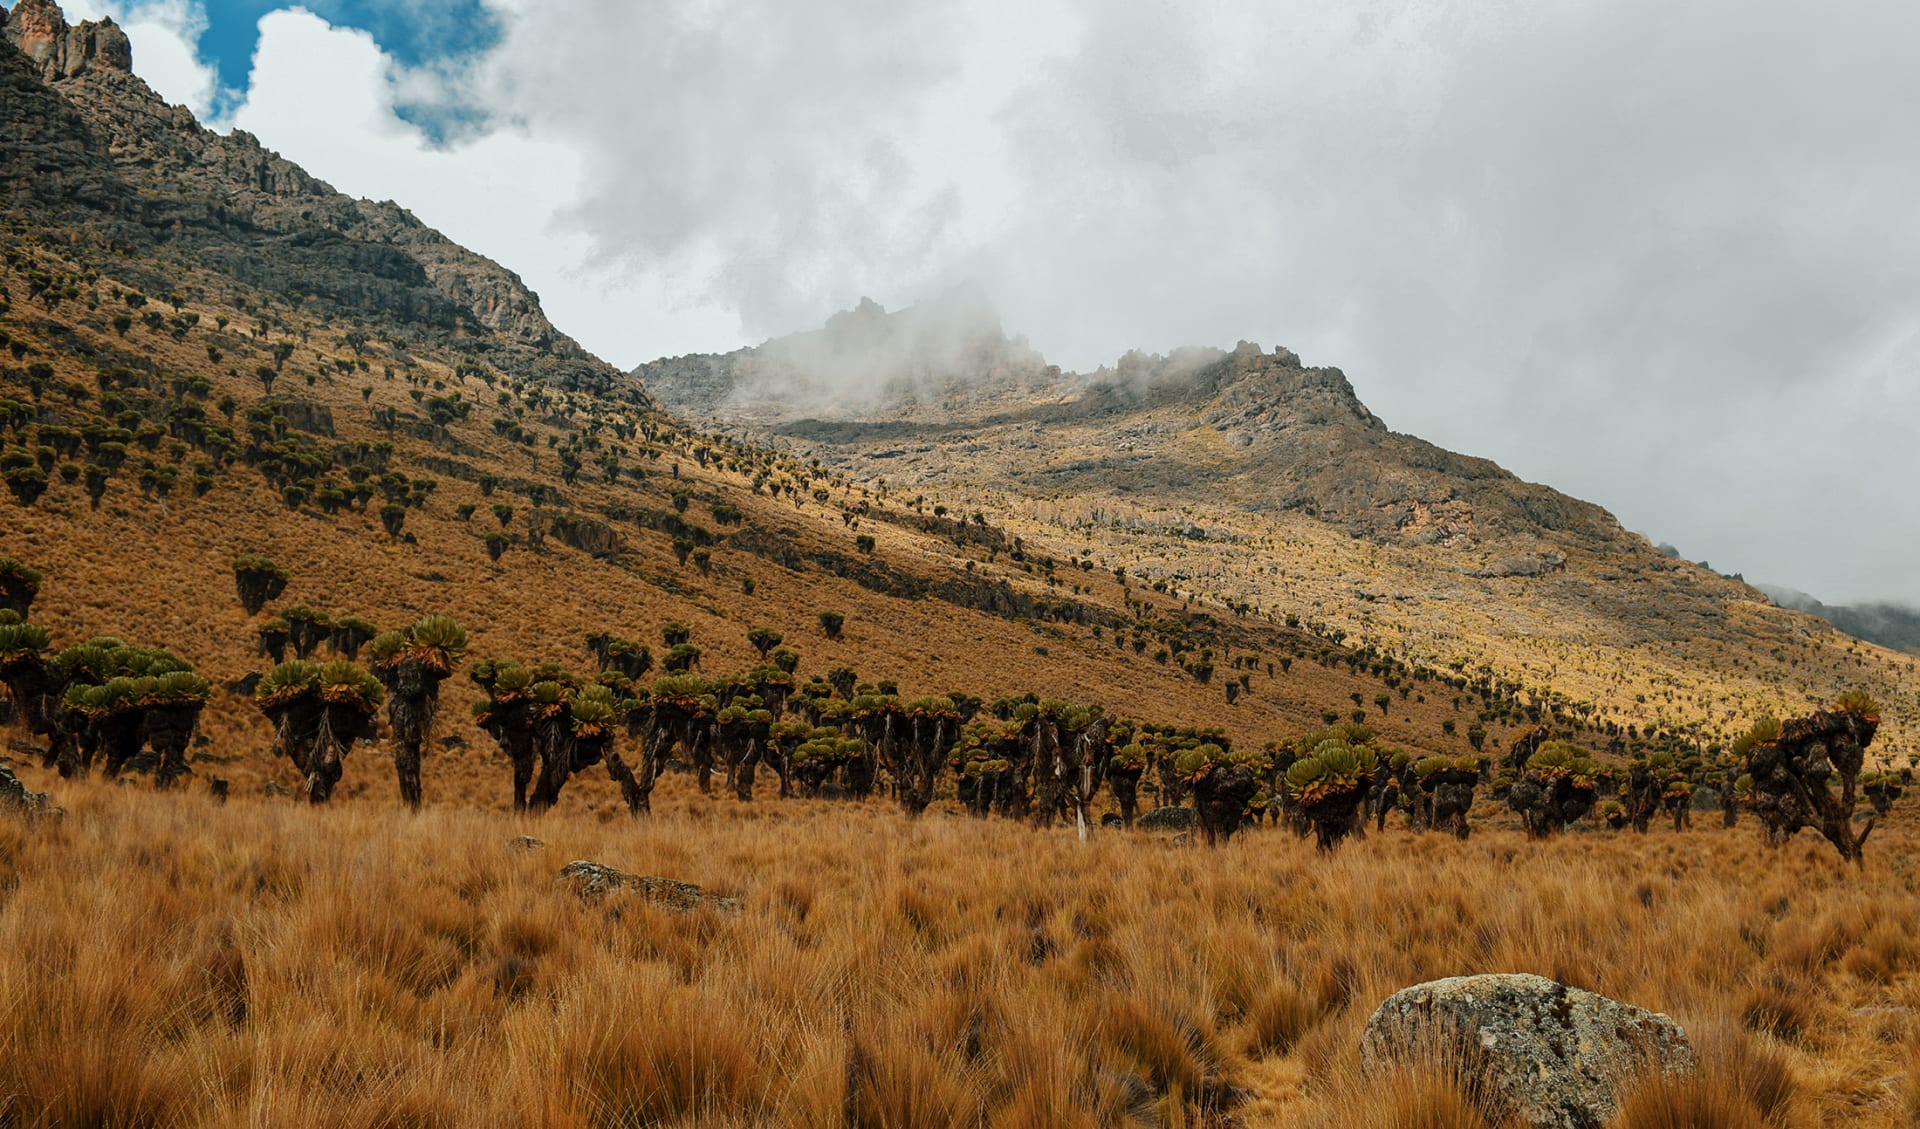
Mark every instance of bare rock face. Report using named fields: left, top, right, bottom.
left=558, top=860, right=742, bottom=915
left=4, top=0, right=131, bottom=81
left=1360, top=973, right=1693, bottom=1129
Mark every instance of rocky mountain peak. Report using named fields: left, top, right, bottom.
left=3, top=0, right=131, bottom=82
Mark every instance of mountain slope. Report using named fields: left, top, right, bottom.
left=640, top=303, right=1920, bottom=758
left=0, top=2, right=1570, bottom=807
left=2, top=0, right=615, bottom=391
left=1757, top=586, right=1920, bottom=657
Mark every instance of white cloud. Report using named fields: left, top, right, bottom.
left=225, top=7, right=745, bottom=364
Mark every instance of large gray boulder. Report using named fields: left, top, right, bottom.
left=1360, top=973, right=1693, bottom=1129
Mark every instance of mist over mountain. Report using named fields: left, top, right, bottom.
left=639, top=287, right=1059, bottom=420
left=1756, top=586, right=1920, bottom=657
left=642, top=298, right=1655, bottom=558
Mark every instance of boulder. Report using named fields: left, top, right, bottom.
left=558, top=860, right=742, bottom=915
left=0, top=762, right=56, bottom=820
left=1360, top=973, right=1692, bottom=1129
left=1138, top=804, right=1195, bottom=831
left=505, top=835, right=544, bottom=853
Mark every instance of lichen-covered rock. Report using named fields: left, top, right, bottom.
left=506, top=835, right=545, bottom=853
left=1360, top=973, right=1693, bottom=1129
left=0, top=761, right=56, bottom=820
left=559, top=860, right=742, bottom=915
left=1138, top=804, right=1195, bottom=831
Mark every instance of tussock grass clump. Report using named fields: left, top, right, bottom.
left=1606, top=1069, right=1770, bottom=1129
left=1314, top=1062, right=1504, bottom=1129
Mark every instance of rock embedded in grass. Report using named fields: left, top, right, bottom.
left=1359, top=973, right=1693, bottom=1129
left=559, top=860, right=742, bottom=915
left=1138, top=805, right=1195, bottom=832
left=0, top=762, right=56, bottom=820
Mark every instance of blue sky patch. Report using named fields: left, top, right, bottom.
left=197, top=0, right=501, bottom=124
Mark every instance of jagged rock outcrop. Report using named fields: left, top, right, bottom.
left=641, top=304, right=1630, bottom=552
left=1360, top=974, right=1694, bottom=1129
left=2, top=0, right=130, bottom=82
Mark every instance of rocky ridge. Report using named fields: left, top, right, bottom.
left=3, top=0, right=129, bottom=81
left=2, top=0, right=624, bottom=393
left=633, top=297, right=1920, bottom=753
left=642, top=316, right=1624, bottom=552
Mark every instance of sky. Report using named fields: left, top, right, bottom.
left=31, top=0, right=1920, bottom=607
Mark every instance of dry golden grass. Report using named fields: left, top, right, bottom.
left=1, top=760, right=1916, bottom=1128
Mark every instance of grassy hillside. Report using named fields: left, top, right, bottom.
left=1, top=230, right=1554, bottom=807
left=652, top=332, right=1919, bottom=765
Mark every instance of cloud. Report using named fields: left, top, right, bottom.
left=446, top=0, right=1042, bottom=338
left=223, top=7, right=746, bottom=363
left=187, top=0, right=1920, bottom=604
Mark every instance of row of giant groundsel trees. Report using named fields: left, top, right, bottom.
left=0, top=555, right=1902, bottom=862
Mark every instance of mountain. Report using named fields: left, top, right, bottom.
left=1, top=0, right=617, bottom=392
left=1, top=0, right=1584, bottom=804
left=640, top=303, right=1920, bottom=755
left=645, top=315, right=1627, bottom=552
left=1, top=0, right=1911, bottom=799
left=1757, top=586, right=1920, bottom=656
